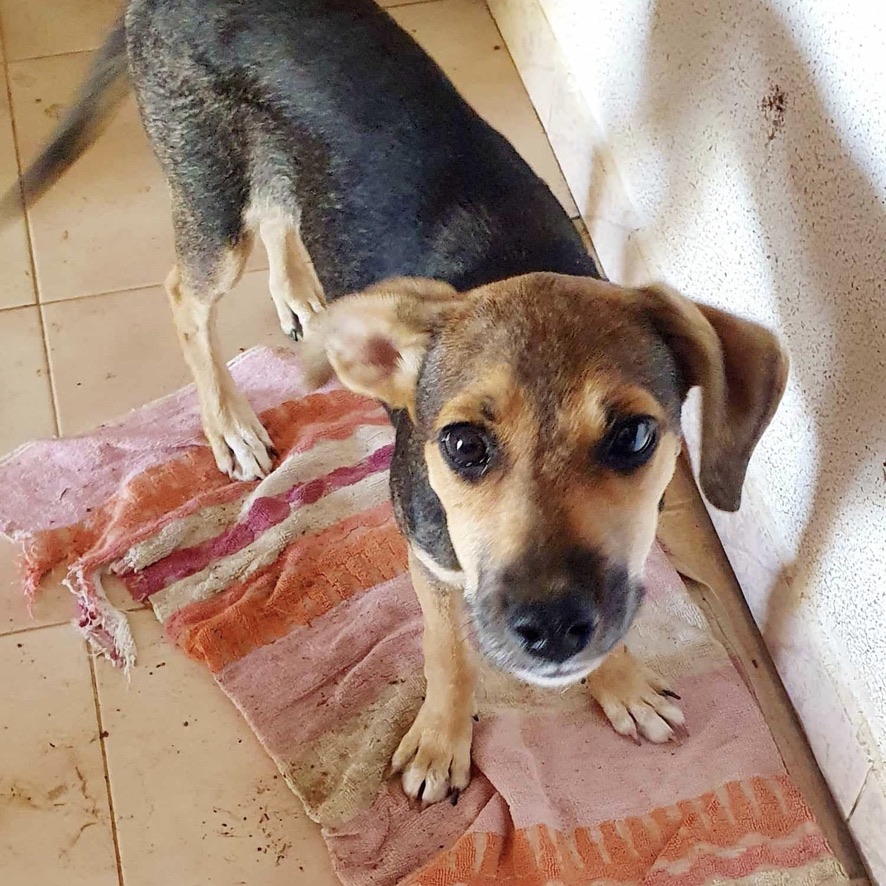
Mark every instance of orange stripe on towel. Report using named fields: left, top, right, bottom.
left=404, top=776, right=833, bottom=886
left=18, top=390, right=385, bottom=591
left=168, top=501, right=408, bottom=670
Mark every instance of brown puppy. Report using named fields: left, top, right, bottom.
left=308, top=272, right=788, bottom=803
left=7, top=1, right=787, bottom=807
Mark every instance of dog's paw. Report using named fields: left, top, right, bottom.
left=281, top=293, right=326, bottom=342
left=391, top=704, right=472, bottom=805
left=205, top=402, right=275, bottom=482
left=586, top=646, right=686, bottom=745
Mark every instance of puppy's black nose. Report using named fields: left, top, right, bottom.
left=505, top=596, right=597, bottom=663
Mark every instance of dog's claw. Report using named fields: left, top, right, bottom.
left=660, top=688, right=681, bottom=700
left=449, top=788, right=461, bottom=806
left=670, top=722, right=690, bottom=743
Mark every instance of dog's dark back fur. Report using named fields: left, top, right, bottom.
left=125, top=0, right=604, bottom=564
left=124, top=0, right=598, bottom=295
left=6, top=0, right=604, bottom=568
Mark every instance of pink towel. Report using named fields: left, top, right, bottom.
left=0, top=346, right=846, bottom=886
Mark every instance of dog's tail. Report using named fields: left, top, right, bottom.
left=0, top=20, right=129, bottom=224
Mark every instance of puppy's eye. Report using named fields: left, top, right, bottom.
left=439, top=423, right=494, bottom=479
left=601, top=416, right=658, bottom=470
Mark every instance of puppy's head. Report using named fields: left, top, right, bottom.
left=309, top=273, right=787, bottom=685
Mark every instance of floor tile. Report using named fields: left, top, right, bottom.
left=8, top=53, right=176, bottom=302
left=487, top=0, right=559, bottom=128
left=96, top=610, right=338, bottom=886
left=0, top=66, right=35, bottom=309
left=0, top=624, right=119, bottom=886
left=0, top=537, right=144, bottom=636
left=8, top=54, right=270, bottom=306
left=8, top=1, right=573, bottom=309
left=0, top=0, right=119, bottom=61
left=0, top=541, right=78, bottom=635
left=43, top=270, right=288, bottom=435
left=0, top=306, right=56, bottom=456
left=376, top=0, right=578, bottom=215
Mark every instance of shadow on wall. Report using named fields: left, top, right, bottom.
left=599, top=0, right=886, bottom=650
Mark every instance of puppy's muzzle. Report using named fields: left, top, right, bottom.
left=471, top=546, right=644, bottom=684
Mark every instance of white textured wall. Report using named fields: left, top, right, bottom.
left=488, top=0, right=886, bottom=875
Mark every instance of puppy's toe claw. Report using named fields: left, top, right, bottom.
left=671, top=722, right=690, bottom=743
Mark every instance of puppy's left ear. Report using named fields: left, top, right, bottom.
left=638, top=283, right=789, bottom=511
left=304, top=277, right=463, bottom=416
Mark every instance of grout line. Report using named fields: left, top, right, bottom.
left=846, top=766, right=872, bottom=821
left=0, top=0, right=444, bottom=63
left=1, top=617, right=71, bottom=638
left=0, top=27, right=62, bottom=437
left=0, top=261, right=273, bottom=314
left=88, top=650, right=127, bottom=886
left=0, top=283, right=161, bottom=311
left=4, top=44, right=105, bottom=66
left=39, top=299, right=64, bottom=436
left=380, top=0, right=448, bottom=8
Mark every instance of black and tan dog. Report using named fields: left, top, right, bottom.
left=4, top=0, right=787, bottom=805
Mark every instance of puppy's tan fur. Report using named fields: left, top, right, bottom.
left=166, top=214, right=325, bottom=481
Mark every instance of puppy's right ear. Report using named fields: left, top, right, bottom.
left=304, top=277, right=463, bottom=416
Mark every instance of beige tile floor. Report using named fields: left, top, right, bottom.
left=0, top=1, right=866, bottom=884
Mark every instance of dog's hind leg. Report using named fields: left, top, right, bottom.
left=166, top=229, right=274, bottom=481
left=258, top=212, right=326, bottom=341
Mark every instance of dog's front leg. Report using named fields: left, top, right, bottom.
left=165, top=264, right=274, bottom=482
left=586, top=644, right=686, bottom=744
left=392, top=549, right=476, bottom=805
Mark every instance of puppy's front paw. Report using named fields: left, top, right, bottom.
left=204, top=399, right=275, bottom=482
left=391, top=703, right=472, bottom=805
left=586, top=646, right=686, bottom=744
